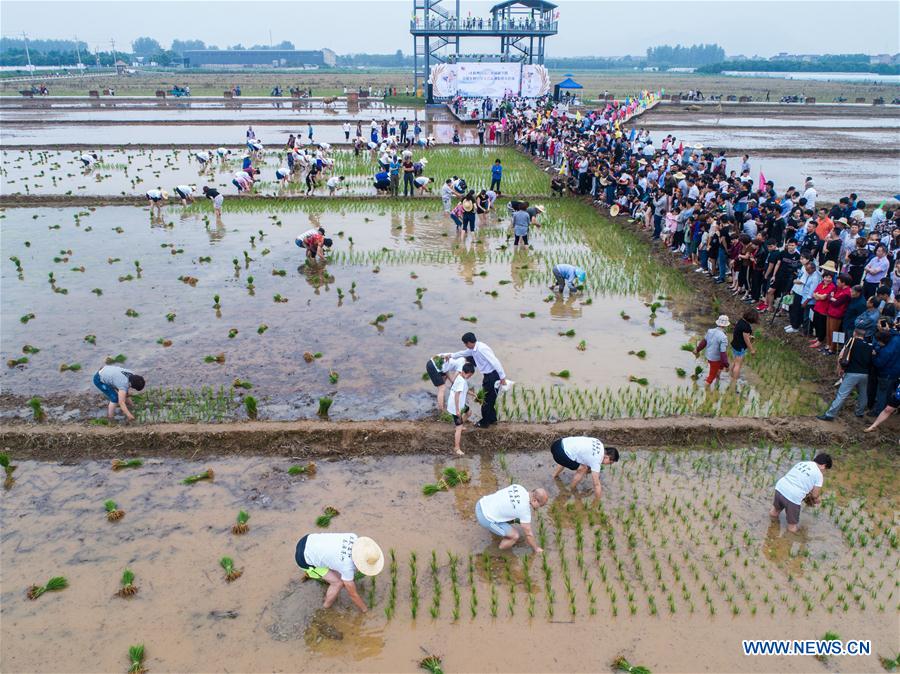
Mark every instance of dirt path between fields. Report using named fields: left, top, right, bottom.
left=0, top=416, right=888, bottom=460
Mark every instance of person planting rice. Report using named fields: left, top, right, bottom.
left=551, top=263, right=586, bottom=294
left=475, top=484, right=548, bottom=552
left=445, top=332, right=507, bottom=428
left=295, top=228, right=332, bottom=262
left=373, top=169, right=391, bottom=194
left=413, top=175, right=433, bottom=195
left=247, top=138, right=264, bottom=155
left=232, top=170, right=252, bottom=193
left=79, top=152, right=98, bottom=169
left=193, top=150, right=212, bottom=171
left=145, top=188, right=167, bottom=217
left=294, top=533, right=383, bottom=613
left=447, top=362, right=476, bottom=456
left=326, top=175, right=346, bottom=196
left=215, top=147, right=231, bottom=161
left=173, top=184, right=196, bottom=206
left=93, top=364, right=145, bottom=422
left=202, top=186, right=224, bottom=218
left=275, top=166, right=291, bottom=186
left=770, top=453, right=832, bottom=533
left=694, top=315, right=731, bottom=386
left=550, top=436, right=620, bottom=499
left=426, top=353, right=471, bottom=413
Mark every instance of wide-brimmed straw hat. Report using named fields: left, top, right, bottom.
left=820, top=261, right=838, bottom=275
left=835, top=217, right=849, bottom=225
left=161, top=190, right=169, bottom=199
left=534, top=204, right=546, bottom=213
left=715, top=314, right=730, bottom=328
left=351, top=536, right=384, bottom=576
left=598, top=178, right=610, bottom=186
left=673, top=172, right=686, bottom=180
left=609, top=204, right=620, bottom=217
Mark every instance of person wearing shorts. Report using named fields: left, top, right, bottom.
left=770, top=453, right=832, bottom=532
left=474, top=484, right=548, bottom=551
left=552, top=263, right=586, bottom=294
left=202, top=186, right=224, bottom=218
left=145, top=189, right=168, bottom=217
left=93, top=365, right=145, bottom=422
left=173, top=185, right=195, bottom=205
left=294, top=532, right=384, bottom=613
left=426, top=354, right=470, bottom=412
left=551, top=436, right=620, bottom=499
left=512, top=204, right=531, bottom=248
left=447, top=363, right=475, bottom=455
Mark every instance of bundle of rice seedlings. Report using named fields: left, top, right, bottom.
left=27, top=397, right=45, bottom=422
left=181, top=468, right=214, bottom=485
left=551, top=370, right=571, bottom=379
left=228, top=329, right=238, bottom=339
left=558, top=329, right=576, bottom=337
left=232, top=510, right=250, bottom=535
left=612, top=655, right=651, bottom=674
left=156, top=338, right=173, bottom=347
left=287, top=462, right=316, bottom=476
left=628, top=376, right=649, bottom=386
left=419, top=655, right=445, bottom=674
left=117, top=569, right=138, bottom=597
left=628, top=350, right=647, bottom=359
left=460, top=316, right=477, bottom=323
left=303, top=351, right=315, bottom=363
left=0, top=453, right=17, bottom=488
left=84, top=334, right=97, bottom=344
left=127, top=644, right=146, bottom=674
left=442, top=467, right=470, bottom=487
left=26, top=576, right=68, bottom=600
left=620, top=311, right=630, bottom=320
left=59, top=363, right=82, bottom=372
left=7, top=357, right=29, bottom=368
left=111, top=458, right=142, bottom=470
left=22, top=345, right=40, bottom=354
left=577, top=340, right=587, bottom=351
left=316, top=506, right=340, bottom=527
left=520, top=312, right=536, bottom=318
left=317, top=397, right=333, bottom=417
left=422, top=481, right=449, bottom=496
left=244, top=396, right=258, bottom=420
left=257, top=324, right=268, bottom=334
left=220, top=557, right=243, bottom=582
left=104, top=499, right=125, bottom=521
left=232, top=379, right=253, bottom=390
left=203, top=353, right=226, bottom=364
left=105, top=354, right=127, bottom=365
left=329, top=371, right=339, bottom=385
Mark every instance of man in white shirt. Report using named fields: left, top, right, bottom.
left=550, top=436, right=620, bottom=499
left=294, top=532, right=384, bottom=612
left=326, top=175, right=346, bottom=196
left=342, top=122, right=351, bottom=141
left=448, top=332, right=507, bottom=428
left=447, top=363, right=475, bottom=455
left=80, top=152, right=99, bottom=168
left=770, top=453, right=832, bottom=532
left=173, top=184, right=195, bottom=205
left=802, top=178, right=817, bottom=210
left=475, top=484, right=548, bottom=552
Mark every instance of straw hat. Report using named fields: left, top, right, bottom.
left=673, top=172, right=686, bottom=180
left=693, top=143, right=704, bottom=150
left=161, top=190, right=169, bottom=199
left=351, top=536, right=384, bottom=576
left=609, top=204, right=620, bottom=217
left=534, top=204, right=546, bottom=213
left=820, top=261, right=838, bottom=275
left=637, top=158, right=647, bottom=165
left=835, top=217, right=849, bottom=225
left=715, top=314, right=730, bottom=328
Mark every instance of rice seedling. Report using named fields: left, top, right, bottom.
left=628, top=350, right=647, bottom=359
left=409, top=552, right=419, bottom=619
left=257, top=324, right=268, bottom=334
left=232, top=510, right=250, bottom=535
left=429, top=550, right=441, bottom=618
left=228, top=329, right=239, bottom=339
left=577, top=340, right=587, bottom=351
left=460, top=316, right=478, bottom=323
left=182, top=468, right=214, bottom=485
left=520, top=311, right=536, bottom=318
left=244, top=396, right=258, bottom=419
left=559, top=329, right=576, bottom=337
left=628, top=376, right=649, bottom=386
left=59, top=363, right=82, bottom=372
left=329, top=371, right=340, bottom=385
left=551, top=370, right=571, bottom=379
left=815, top=631, right=841, bottom=662
left=105, top=354, right=127, bottom=365
left=442, top=467, right=470, bottom=487
left=203, top=353, right=226, bottom=364
left=288, top=462, right=317, bottom=476
left=20, top=313, right=35, bottom=324
left=316, top=506, right=340, bottom=528
left=419, top=655, right=444, bottom=674
left=422, top=481, right=449, bottom=496
left=26, top=576, right=68, bottom=600
left=125, top=309, right=139, bottom=318
left=111, top=458, right=142, bottom=470
left=220, top=556, right=243, bottom=582
left=385, top=549, right=398, bottom=620
left=0, top=453, right=17, bottom=488
left=880, top=653, right=900, bottom=671
left=116, top=569, right=138, bottom=598
left=232, top=379, right=252, bottom=390
left=317, top=397, right=333, bottom=417
left=104, top=499, right=125, bottom=521
left=127, top=645, right=146, bottom=674
left=612, top=655, right=652, bottom=674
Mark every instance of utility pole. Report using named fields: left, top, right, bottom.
left=110, top=39, right=116, bottom=65
left=22, top=31, right=33, bottom=73
left=73, top=35, right=83, bottom=69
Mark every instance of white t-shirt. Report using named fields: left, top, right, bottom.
left=146, top=189, right=162, bottom=199
left=802, top=186, right=817, bottom=209
left=478, top=484, right=531, bottom=524
left=562, top=436, right=605, bottom=472
left=175, top=185, right=193, bottom=196
left=80, top=154, right=96, bottom=165
left=303, top=533, right=358, bottom=581
left=414, top=177, right=430, bottom=187
left=775, top=461, right=823, bottom=505
left=441, top=356, right=465, bottom=374
left=447, top=374, right=469, bottom=416
left=326, top=177, right=341, bottom=189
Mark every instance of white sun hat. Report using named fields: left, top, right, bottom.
left=351, top=536, right=384, bottom=576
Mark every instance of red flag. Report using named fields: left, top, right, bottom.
left=677, top=141, right=683, bottom=154
left=758, top=170, right=766, bottom=193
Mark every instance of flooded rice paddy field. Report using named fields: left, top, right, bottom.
left=0, top=199, right=819, bottom=423
left=0, top=122, right=478, bottom=147
left=1, top=446, right=896, bottom=673
left=0, top=147, right=548, bottom=198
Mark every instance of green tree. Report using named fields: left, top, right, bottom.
left=132, top=36, right=162, bottom=57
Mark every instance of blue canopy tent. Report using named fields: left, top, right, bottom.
left=553, top=77, right=583, bottom=101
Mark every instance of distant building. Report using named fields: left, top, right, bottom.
left=183, top=49, right=335, bottom=68
left=769, top=52, right=821, bottom=62
left=869, top=53, right=899, bottom=65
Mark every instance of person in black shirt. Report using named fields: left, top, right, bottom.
left=846, top=237, right=869, bottom=285
left=817, top=328, right=875, bottom=420
left=730, top=308, right=758, bottom=381
left=764, top=239, right=801, bottom=311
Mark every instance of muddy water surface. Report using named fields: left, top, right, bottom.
left=1, top=447, right=896, bottom=673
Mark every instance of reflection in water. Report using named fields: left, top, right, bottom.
left=304, top=607, right=386, bottom=660
left=549, top=295, right=583, bottom=320
left=763, top=520, right=808, bottom=580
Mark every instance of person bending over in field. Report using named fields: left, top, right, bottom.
left=447, top=363, right=476, bottom=455
left=93, top=364, right=145, bottom=422
left=550, top=436, right=619, bottom=499
left=770, top=452, right=832, bottom=533
left=202, top=186, right=224, bottom=219
left=294, top=533, right=383, bottom=613
left=145, top=188, right=168, bottom=217
left=475, top=484, right=548, bottom=552
left=295, top=228, right=332, bottom=262
left=173, top=184, right=196, bottom=206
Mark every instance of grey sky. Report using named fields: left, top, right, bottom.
left=1, top=0, right=898, bottom=57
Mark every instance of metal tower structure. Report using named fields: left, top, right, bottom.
left=411, top=0, right=558, bottom=102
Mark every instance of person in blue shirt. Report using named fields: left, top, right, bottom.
left=551, top=264, right=586, bottom=294
left=374, top=170, right=390, bottom=194
left=389, top=157, right=401, bottom=197
left=490, top=158, right=503, bottom=194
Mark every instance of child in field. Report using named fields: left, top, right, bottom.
left=448, top=363, right=475, bottom=456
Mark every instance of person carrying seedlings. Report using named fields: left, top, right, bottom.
left=93, top=364, right=145, bottom=422
left=448, top=363, right=476, bottom=456
left=770, top=453, right=833, bottom=533
left=446, top=332, right=507, bottom=428
left=173, top=184, right=196, bottom=206
left=475, top=484, right=548, bottom=552
left=426, top=354, right=468, bottom=413
left=294, top=533, right=383, bottom=613
left=202, top=186, right=224, bottom=219
left=551, top=263, right=586, bottom=294
left=694, top=315, right=730, bottom=386
left=145, top=189, right=168, bottom=217
left=550, top=436, right=620, bottom=499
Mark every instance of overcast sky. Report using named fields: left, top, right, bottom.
left=2, top=0, right=898, bottom=57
